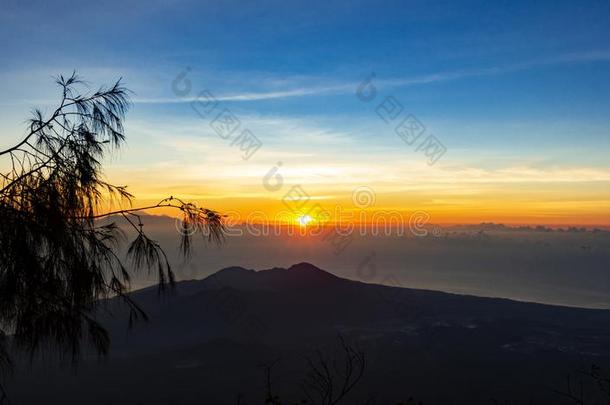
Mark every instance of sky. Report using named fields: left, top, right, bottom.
left=1, top=0, right=610, bottom=226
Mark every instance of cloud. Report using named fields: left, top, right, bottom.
left=381, top=50, right=610, bottom=87
left=128, top=49, right=610, bottom=104
left=3, top=49, right=610, bottom=107
left=132, top=84, right=352, bottom=104
left=115, top=116, right=610, bottom=191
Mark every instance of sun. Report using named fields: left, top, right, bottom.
left=297, top=214, right=313, bottom=227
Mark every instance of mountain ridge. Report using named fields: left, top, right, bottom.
left=14, top=262, right=610, bottom=405
left=133, top=262, right=610, bottom=313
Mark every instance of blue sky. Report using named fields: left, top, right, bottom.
left=1, top=0, right=610, bottom=224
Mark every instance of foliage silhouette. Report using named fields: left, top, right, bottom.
left=260, top=335, right=367, bottom=405
left=0, top=73, right=224, bottom=372
left=554, top=364, right=610, bottom=405
left=258, top=335, right=423, bottom=405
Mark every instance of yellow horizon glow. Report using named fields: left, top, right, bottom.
left=99, top=143, right=610, bottom=227
left=99, top=196, right=610, bottom=227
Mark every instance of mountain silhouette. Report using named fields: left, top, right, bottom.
left=11, top=263, right=610, bottom=404
left=202, top=262, right=344, bottom=291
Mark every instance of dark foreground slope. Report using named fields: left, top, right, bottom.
left=10, top=263, right=610, bottom=404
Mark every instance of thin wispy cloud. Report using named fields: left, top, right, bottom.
left=5, top=49, right=610, bottom=108
left=131, top=49, right=610, bottom=104
left=132, top=85, right=352, bottom=104
left=384, top=50, right=610, bottom=87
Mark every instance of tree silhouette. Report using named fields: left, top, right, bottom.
left=259, top=336, right=367, bottom=405
left=0, top=73, right=224, bottom=371
left=554, top=364, right=610, bottom=405
left=301, top=335, right=366, bottom=405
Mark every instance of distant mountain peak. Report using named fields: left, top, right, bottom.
left=288, top=262, right=323, bottom=271
left=193, top=262, right=344, bottom=293
left=256, top=263, right=342, bottom=288
left=198, top=266, right=257, bottom=290
left=214, top=266, right=254, bottom=275
left=286, top=262, right=339, bottom=277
